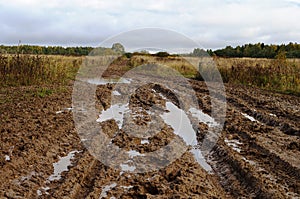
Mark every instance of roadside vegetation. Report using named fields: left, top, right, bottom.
left=0, top=43, right=299, bottom=96
left=0, top=54, right=81, bottom=86
left=213, top=56, right=300, bottom=96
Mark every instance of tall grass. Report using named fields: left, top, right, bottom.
left=2, top=52, right=298, bottom=96
left=119, top=55, right=198, bottom=78
left=0, top=54, right=81, bottom=86
left=213, top=57, right=300, bottom=95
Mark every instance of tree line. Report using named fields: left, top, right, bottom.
left=0, top=45, right=94, bottom=56
left=209, top=42, right=300, bottom=58
left=0, top=43, right=125, bottom=56
left=1, top=42, right=300, bottom=58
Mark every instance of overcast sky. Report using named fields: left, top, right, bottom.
left=0, top=0, right=300, bottom=49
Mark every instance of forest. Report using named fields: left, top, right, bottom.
left=1, top=42, right=300, bottom=58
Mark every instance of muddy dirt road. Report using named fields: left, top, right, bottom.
left=0, top=78, right=299, bottom=198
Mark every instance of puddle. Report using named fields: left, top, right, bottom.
left=13, top=171, right=38, bottom=186
left=48, top=150, right=81, bottom=181
left=4, top=155, right=10, bottom=161
left=99, top=182, right=117, bottom=199
left=37, top=151, right=81, bottom=196
left=242, top=157, right=256, bottom=165
left=121, top=185, right=134, bottom=190
left=86, top=78, right=131, bottom=85
left=189, top=107, right=219, bottom=127
left=37, top=186, right=50, bottom=196
left=56, top=107, right=73, bottom=114
left=96, top=88, right=214, bottom=173
left=97, top=103, right=129, bottom=129
left=191, top=148, right=213, bottom=172
left=161, top=102, right=197, bottom=145
left=241, top=113, right=258, bottom=122
left=112, top=90, right=121, bottom=96
left=160, top=101, right=213, bottom=172
left=20, top=171, right=36, bottom=182
left=127, top=150, right=145, bottom=158
left=120, top=163, right=136, bottom=172
left=141, top=139, right=149, bottom=144
left=224, top=139, right=242, bottom=153
left=269, top=113, right=277, bottom=117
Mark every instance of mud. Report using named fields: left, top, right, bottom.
left=0, top=78, right=299, bottom=198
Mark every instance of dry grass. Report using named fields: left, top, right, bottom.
left=121, top=55, right=199, bottom=78
left=213, top=57, right=300, bottom=95
left=1, top=53, right=299, bottom=96
left=0, top=54, right=81, bottom=86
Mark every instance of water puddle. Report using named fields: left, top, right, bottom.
left=121, top=185, right=134, bottom=190
left=37, top=187, right=50, bottom=196
left=120, top=163, right=136, bottom=172
left=97, top=103, right=129, bottom=129
left=99, top=182, right=117, bottom=199
left=160, top=101, right=213, bottom=172
left=4, top=155, right=10, bottom=161
left=86, top=78, right=131, bottom=85
left=13, top=171, right=38, bottom=186
left=112, top=90, right=121, bottom=96
left=241, top=113, right=258, bottom=122
left=48, top=150, right=81, bottom=181
left=127, top=150, right=145, bottom=158
left=269, top=113, right=277, bottom=117
left=189, top=107, right=219, bottom=127
left=56, top=107, right=73, bottom=114
left=37, top=150, right=81, bottom=196
left=141, top=139, right=149, bottom=144
left=224, top=139, right=242, bottom=153
left=161, top=102, right=197, bottom=145
left=96, top=86, right=215, bottom=173
left=191, top=148, right=214, bottom=172
left=242, top=157, right=256, bottom=165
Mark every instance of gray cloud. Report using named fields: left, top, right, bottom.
left=0, top=0, right=299, bottom=49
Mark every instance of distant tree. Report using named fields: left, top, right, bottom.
left=192, top=48, right=208, bottom=57
left=155, top=52, right=169, bottom=57
left=112, top=43, right=125, bottom=53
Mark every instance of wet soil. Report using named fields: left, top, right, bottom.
left=0, top=79, right=299, bottom=198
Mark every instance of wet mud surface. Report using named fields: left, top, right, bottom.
left=0, top=79, right=299, bottom=198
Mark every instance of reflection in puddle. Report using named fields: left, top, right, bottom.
left=97, top=103, right=129, bottom=129
left=189, top=107, right=219, bottom=127
left=127, top=150, right=145, bottom=158
left=86, top=78, right=131, bottom=85
left=269, top=113, right=277, bottom=117
left=4, top=155, right=10, bottom=161
left=99, top=182, right=117, bottom=199
left=242, top=157, right=256, bottom=165
left=161, top=102, right=197, bottom=145
left=37, top=186, right=50, bottom=196
left=120, top=163, right=136, bottom=173
left=48, top=150, right=81, bottom=181
left=241, top=113, right=258, bottom=122
left=160, top=101, right=213, bottom=172
left=191, top=148, right=214, bottom=172
left=224, top=139, right=242, bottom=153
left=141, top=139, right=150, bottom=144
left=112, top=90, right=121, bottom=96
left=121, top=185, right=134, bottom=190
left=96, top=85, right=215, bottom=172
left=56, top=107, right=73, bottom=114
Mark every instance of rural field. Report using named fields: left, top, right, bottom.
left=0, top=53, right=300, bottom=198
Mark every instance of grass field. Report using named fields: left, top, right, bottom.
left=0, top=54, right=81, bottom=86
left=214, top=57, right=300, bottom=96
left=0, top=53, right=299, bottom=96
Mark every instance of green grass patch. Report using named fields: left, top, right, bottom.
left=35, top=88, right=53, bottom=98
